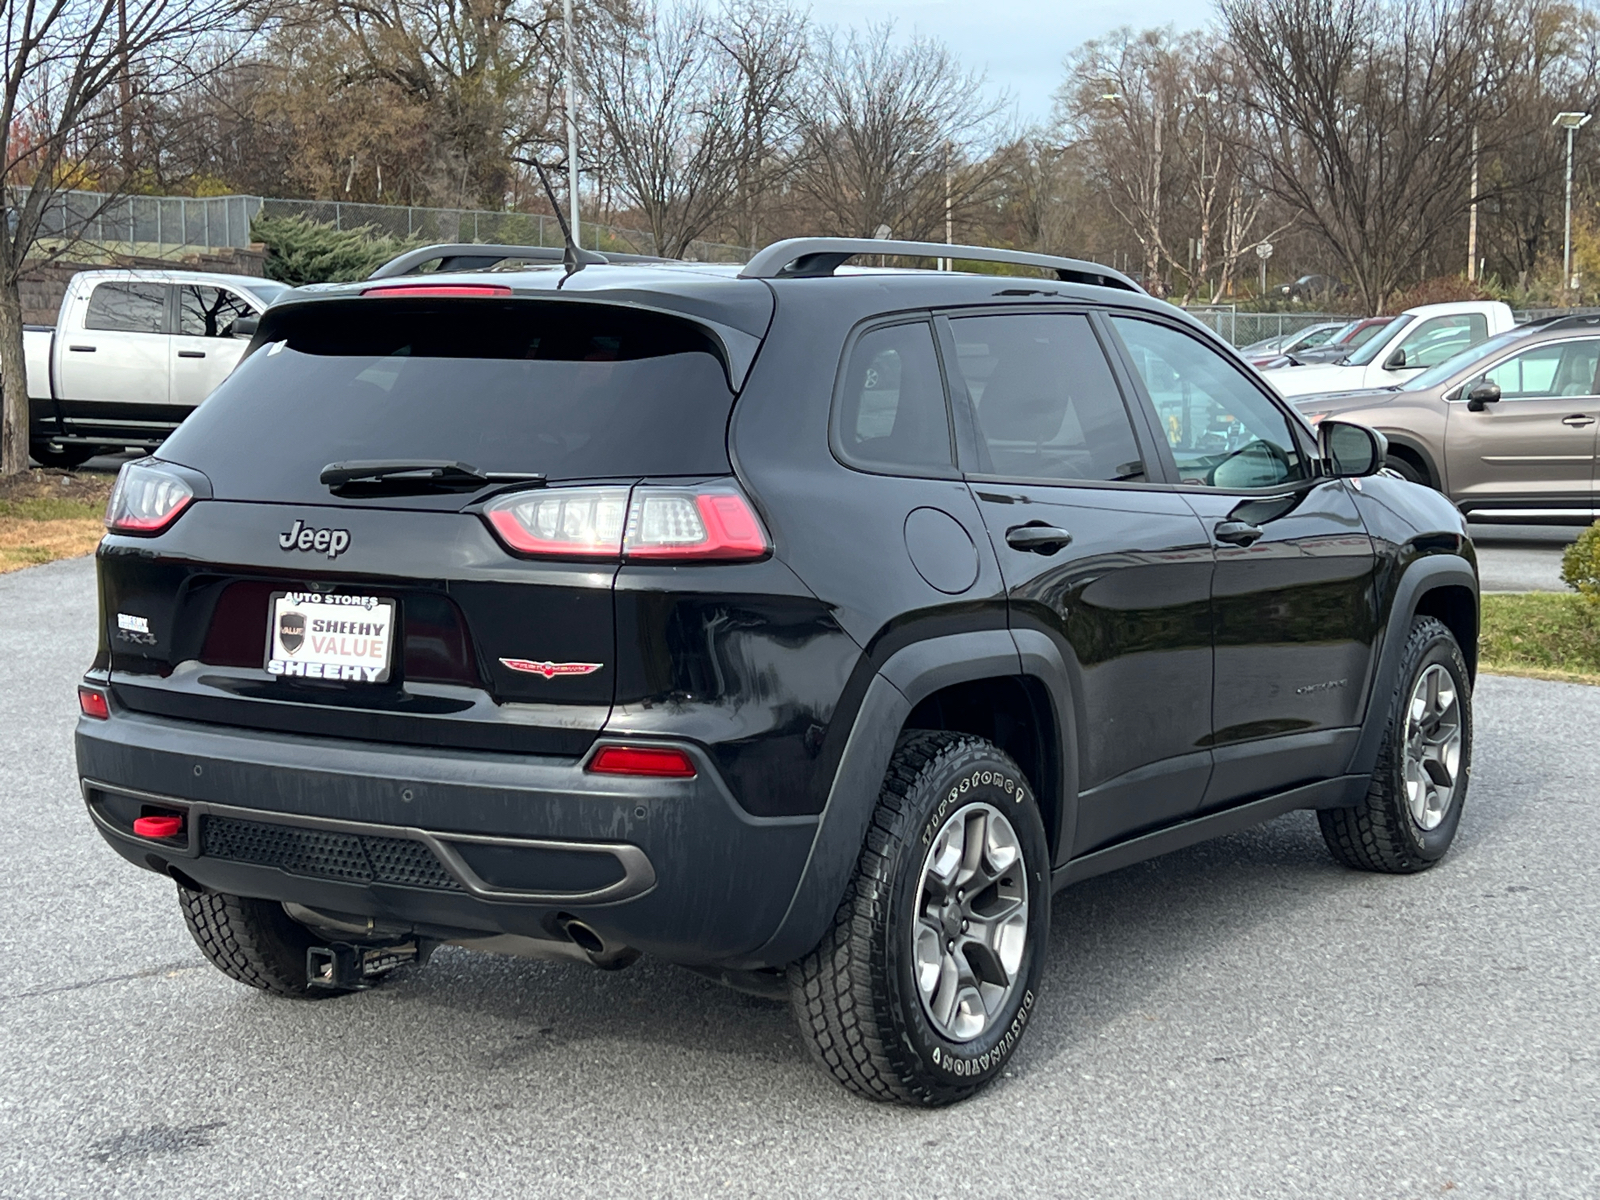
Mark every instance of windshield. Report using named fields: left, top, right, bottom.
left=1400, top=327, right=1535, bottom=391
left=243, top=280, right=291, bottom=305
left=1344, top=316, right=1410, bottom=366
left=158, top=298, right=737, bottom=506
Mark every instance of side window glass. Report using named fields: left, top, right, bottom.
left=84, top=282, right=167, bottom=334
left=179, top=286, right=254, bottom=338
left=1398, top=314, right=1487, bottom=369
left=834, top=322, right=953, bottom=473
left=1110, top=316, right=1308, bottom=490
left=950, top=313, right=1144, bottom=482
left=1483, top=339, right=1600, bottom=399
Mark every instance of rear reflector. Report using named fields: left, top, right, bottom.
left=587, top=745, right=698, bottom=778
left=78, top=687, right=109, bottom=719
left=132, top=815, right=183, bottom=839
left=360, top=284, right=514, bottom=298
left=482, top=483, right=769, bottom=562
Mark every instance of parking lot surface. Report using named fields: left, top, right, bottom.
left=1, top=554, right=1596, bottom=1199
left=1470, top=524, right=1580, bottom=593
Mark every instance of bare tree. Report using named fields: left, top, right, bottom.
left=1221, top=0, right=1501, bottom=312
left=794, top=22, right=1008, bottom=241
left=1, top=0, right=253, bottom=477
left=1058, top=29, right=1188, bottom=291
left=713, top=0, right=807, bottom=250
left=583, top=2, right=743, bottom=257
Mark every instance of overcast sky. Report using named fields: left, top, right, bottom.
left=806, top=0, right=1210, bottom=126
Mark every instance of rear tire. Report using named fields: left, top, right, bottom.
left=789, top=731, right=1050, bottom=1106
left=30, top=441, right=100, bottom=469
left=1319, top=616, right=1471, bottom=873
left=178, top=886, right=351, bottom=999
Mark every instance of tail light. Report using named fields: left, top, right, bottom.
left=360, top=284, right=513, bottom=298
left=588, top=745, right=698, bottom=778
left=483, top=483, right=769, bottom=562
left=105, top=459, right=195, bottom=534
left=78, top=686, right=109, bottom=719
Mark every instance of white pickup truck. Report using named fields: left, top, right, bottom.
left=1259, top=300, right=1517, bottom=399
left=22, top=268, right=289, bottom=466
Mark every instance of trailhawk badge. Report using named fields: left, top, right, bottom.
left=500, top=658, right=603, bottom=679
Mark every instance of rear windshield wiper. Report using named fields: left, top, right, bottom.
left=320, top=459, right=545, bottom=495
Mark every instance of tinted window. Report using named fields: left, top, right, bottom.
left=1110, top=316, right=1308, bottom=489
left=85, top=282, right=167, bottom=333
left=1396, top=313, right=1488, bottom=369
left=178, top=285, right=255, bottom=337
left=159, top=300, right=738, bottom=504
left=951, top=313, right=1143, bottom=482
left=834, top=322, right=953, bottom=473
left=1483, top=339, right=1600, bottom=399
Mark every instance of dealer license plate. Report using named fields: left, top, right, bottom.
left=265, top=591, right=395, bottom=683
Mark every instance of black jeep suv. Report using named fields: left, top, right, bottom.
left=76, top=237, right=1477, bottom=1106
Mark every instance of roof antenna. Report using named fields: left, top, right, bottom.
left=519, top=156, right=606, bottom=279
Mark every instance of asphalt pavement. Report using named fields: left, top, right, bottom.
left=1, top=554, right=1597, bottom=1199
left=1469, top=524, right=1581, bottom=594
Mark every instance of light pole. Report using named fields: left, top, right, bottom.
left=1554, top=111, right=1591, bottom=293
left=563, top=0, right=581, bottom=246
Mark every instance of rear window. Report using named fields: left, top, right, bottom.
left=159, top=299, right=737, bottom=502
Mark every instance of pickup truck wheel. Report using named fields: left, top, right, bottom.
left=789, top=730, right=1049, bottom=1106
left=1319, top=616, right=1471, bottom=873
left=30, top=440, right=101, bottom=469
left=178, top=886, right=352, bottom=999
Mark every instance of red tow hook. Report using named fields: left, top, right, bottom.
left=132, top=815, right=184, bottom=839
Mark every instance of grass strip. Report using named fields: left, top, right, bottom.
left=1480, top=591, right=1600, bottom=685
left=0, top=469, right=114, bottom=574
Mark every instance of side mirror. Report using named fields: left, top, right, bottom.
left=231, top=315, right=260, bottom=340
left=1383, top=347, right=1407, bottom=370
left=1320, top=419, right=1387, bottom=478
left=1466, top=379, right=1501, bottom=411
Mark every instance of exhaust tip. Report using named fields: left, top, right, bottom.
left=562, top=919, right=605, bottom=955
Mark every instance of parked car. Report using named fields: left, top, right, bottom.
left=1295, top=313, right=1600, bottom=524
left=1262, top=301, right=1516, bottom=397
left=1243, top=321, right=1349, bottom=367
left=21, top=269, right=289, bottom=467
left=1279, top=315, right=1403, bottom=365
left=77, top=236, right=1478, bottom=1107
left=1278, top=274, right=1347, bottom=302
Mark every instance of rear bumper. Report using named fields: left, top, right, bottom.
left=76, top=708, right=818, bottom=968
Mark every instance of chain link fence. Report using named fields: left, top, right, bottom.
left=1182, top=307, right=1350, bottom=347
left=6, top=187, right=753, bottom=263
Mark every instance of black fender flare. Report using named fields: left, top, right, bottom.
left=1345, top=553, right=1478, bottom=779
left=741, top=629, right=1077, bottom=969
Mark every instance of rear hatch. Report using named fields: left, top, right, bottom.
left=100, top=290, right=763, bottom=757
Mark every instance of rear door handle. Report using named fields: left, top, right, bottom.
left=1005, top=523, right=1072, bottom=554
left=177, top=350, right=206, bottom=359
left=1561, top=414, right=1595, bottom=427
left=1214, top=520, right=1264, bottom=547
left=68, top=345, right=95, bottom=352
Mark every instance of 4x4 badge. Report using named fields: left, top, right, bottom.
left=500, top=658, right=602, bottom=679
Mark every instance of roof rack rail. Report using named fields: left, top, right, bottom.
left=367, top=242, right=671, bottom=280
left=737, top=237, right=1142, bottom=292
left=1534, top=311, right=1600, bottom=332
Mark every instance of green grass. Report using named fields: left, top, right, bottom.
left=1480, top=592, right=1600, bottom=684
left=0, top=495, right=105, bottom=521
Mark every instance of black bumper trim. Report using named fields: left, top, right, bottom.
left=84, top=779, right=657, bottom=905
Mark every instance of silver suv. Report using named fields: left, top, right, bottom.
left=1293, top=313, right=1600, bottom=525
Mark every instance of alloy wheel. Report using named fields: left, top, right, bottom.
left=911, top=803, right=1029, bottom=1042
left=1404, top=662, right=1463, bottom=831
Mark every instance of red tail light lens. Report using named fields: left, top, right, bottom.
left=360, top=284, right=514, bottom=298
left=588, top=745, right=698, bottom=778
left=105, top=460, right=195, bottom=534
left=482, top=483, right=769, bottom=562
left=624, top=487, right=769, bottom=560
left=484, top=487, right=630, bottom=557
left=78, top=687, right=109, bottom=719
